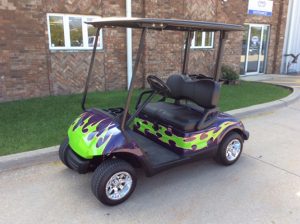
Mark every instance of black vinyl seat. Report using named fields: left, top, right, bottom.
left=141, top=74, right=220, bottom=132
left=142, top=102, right=205, bottom=131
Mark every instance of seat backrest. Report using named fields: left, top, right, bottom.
left=166, top=74, right=220, bottom=109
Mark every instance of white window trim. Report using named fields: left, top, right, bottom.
left=191, top=31, right=214, bottom=49
left=47, top=13, right=103, bottom=50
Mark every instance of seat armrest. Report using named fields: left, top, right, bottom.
left=135, top=90, right=154, bottom=109
left=196, top=107, right=219, bottom=130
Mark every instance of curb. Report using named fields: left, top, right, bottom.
left=0, top=146, right=59, bottom=173
left=227, top=86, right=300, bottom=119
left=1, top=84, right=299, bottom=173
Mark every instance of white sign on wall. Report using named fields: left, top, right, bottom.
left=248, top=0, right=273, bottom=17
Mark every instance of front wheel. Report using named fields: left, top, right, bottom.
left=91, top=159, right=137, bottom=206
left=215, top=132, right=243, bottom=166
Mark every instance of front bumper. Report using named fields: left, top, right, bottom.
left=65, top=146, right=91, bottom=174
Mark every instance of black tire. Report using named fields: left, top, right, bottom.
left=91, top=159, right=137, bottom=206
left=215, top=132, right=243, bottom=166
left=58, top=138, right=72, bottom=169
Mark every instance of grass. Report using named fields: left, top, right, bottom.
left=0, top=81, right=291, bottom=156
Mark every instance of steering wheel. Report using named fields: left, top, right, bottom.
left=146, top=75, right=171, bottom=96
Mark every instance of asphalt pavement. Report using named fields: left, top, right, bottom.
left=1, top=75, right=300, bottom=224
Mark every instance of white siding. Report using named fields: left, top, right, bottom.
left=281, top=0, right=300, bottom=73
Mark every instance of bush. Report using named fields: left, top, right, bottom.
left=222, top=65, right=239, bottom=81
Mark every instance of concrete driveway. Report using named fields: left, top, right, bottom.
left=242, top=74, right=300, bottom=88
left=1, top=80, right=300, bottom=224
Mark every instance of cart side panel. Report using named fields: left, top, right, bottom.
left=133, top=113, right=244, bottom=154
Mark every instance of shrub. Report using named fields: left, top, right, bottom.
left=221, top=65, right=239, bottom=81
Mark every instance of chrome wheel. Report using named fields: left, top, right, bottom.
left=225, top=139, right=241, bottom=161
left=105, top=171, right=133, bottom=201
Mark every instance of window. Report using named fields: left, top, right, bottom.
left=191, top=31, right=214, bottom=49
left=47, top=13, right=103, bottom=50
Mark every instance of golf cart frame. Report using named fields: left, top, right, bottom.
left=59, top=18, right=249, bottom=205
left=82, top=18, right=235, bottom=119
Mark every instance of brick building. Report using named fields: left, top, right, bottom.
left=0, top=0, right=289, bottom=102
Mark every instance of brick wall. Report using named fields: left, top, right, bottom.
left=143, top=0, right=184, bottom=83
left=0, top=0, right=289, bottom=102
left=185, top=0, right=217, bottom=75
left=243, top=0, right=289, bottom=74
left=217, top=0, right=289, bottom=74
left=0, top=0, right=49, bottom=101
left=45, top=0, right=104, bottom=95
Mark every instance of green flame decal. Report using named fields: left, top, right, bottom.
left=68, top=113, right=114, bottom=159
left=134, top=117, right=237, bottom=150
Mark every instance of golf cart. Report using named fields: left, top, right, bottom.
left=59, top=18, right=249, bottom=206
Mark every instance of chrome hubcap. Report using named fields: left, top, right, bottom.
left=105, top=172, right=132, bottom=200
left=225, top=139, right=241, bottom=161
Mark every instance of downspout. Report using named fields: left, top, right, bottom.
left=126, top=0, right=133, bottom=90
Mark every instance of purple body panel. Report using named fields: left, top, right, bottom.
left=69, top=108, right=246, bottom=158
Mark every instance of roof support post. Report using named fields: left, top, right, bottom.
left=214, top=31, right=227, bottom=81
left=126, top=0, right=133, bottom=89
left=81, top=27, right=100, bottom=111
left=182, top=31, right=193, bottom=75
left=121, top=28, right=147, bottom=131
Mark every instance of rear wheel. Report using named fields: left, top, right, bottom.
left=215, top=132, right=243, bottom=166
left=91, top=159, right=137, bottom=206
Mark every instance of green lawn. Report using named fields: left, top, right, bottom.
left=0, top=81, right=291, bottom=156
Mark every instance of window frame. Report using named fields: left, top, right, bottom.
left=191, top=31, right=215, bottom=49
left=46, top=13, right=103, bottom=50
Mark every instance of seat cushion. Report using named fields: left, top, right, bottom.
left=141, top=102, right=204, bottom=132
